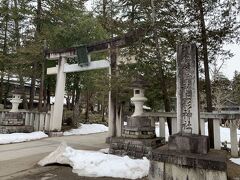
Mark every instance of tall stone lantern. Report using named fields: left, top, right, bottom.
left=109, top=76, right=164, bottom=158
left=10, top=88, right=23, bottom=112
left=123, top=77, right=155, bottom=139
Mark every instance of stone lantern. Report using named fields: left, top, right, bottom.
left=109, top=76, right=164, bottom=158
left=10, top=88, right=23, bottom=112
left=123, top=77, right=155, bottom=139
left=131, top=79, right=147, bottom=117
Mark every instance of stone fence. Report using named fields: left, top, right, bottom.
left=143, top=112, right=240, bottom=157
left=0, top=110, right=51, bottom=132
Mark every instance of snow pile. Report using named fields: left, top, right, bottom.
left=230, top=158, right=240, bottom=165
left=39, top=143, right=150, bottom=179
left=99, top=148, right=109, bottom=154
left=0, top=131, right=48, bottom=144
left=63, top=123, right=108, bottom=136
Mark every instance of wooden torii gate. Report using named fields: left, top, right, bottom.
left=46, top=30, right=142, bottom=139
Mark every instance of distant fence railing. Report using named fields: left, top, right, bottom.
left=143, top=111, right=240, bottom=157
left=0, top=110, right=51, bottom=131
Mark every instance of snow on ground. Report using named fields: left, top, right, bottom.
left=63, top=123, right=108, bottom=136
left=39, top=143, right=150, bottom=179
left=0, top=131, right=48, bottom=144
left=154, top=121, right=240, bottom=143
left=99, top=148, right=109, bottom=154
left=155, top=122, right=170, bottom=140
left=230, top=158, right=240, bottom=165
left=204, top=123, right=240, bottom=143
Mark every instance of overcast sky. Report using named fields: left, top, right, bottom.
left=221, top=44, right=240, bottom=79
left=84, top=1, right=240, bottom=80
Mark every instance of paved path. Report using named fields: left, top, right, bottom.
left=0, top=132, right=109, bottom=179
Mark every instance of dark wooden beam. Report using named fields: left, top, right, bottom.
left=47, top=27, right=146, bottom=57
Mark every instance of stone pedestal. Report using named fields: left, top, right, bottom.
left=110, top=116, right=164, bottom=158
left=149, top=146, right=227, bottom=180
left=109, top=137, right=164, bottom=159
left=168, top=133, right=210, bottom=154
left=123, top=116, right=155, bottom=139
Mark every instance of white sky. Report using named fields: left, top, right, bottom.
left=84, top=1, right=240, bottom=80
left=221, top=44, right=240, bottom=79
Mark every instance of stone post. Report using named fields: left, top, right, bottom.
left=169, top=43, right=209, bottom=154
left=230, top=121, right=238, bottom=157
left=213, top=119, right=221, bottom=150
left=50, top=56, right=66, bottom=131
left=171, top=117, right=177, bottom=134
left=159, top=117, right=165, bottom=139
left=176, top=44, right=200, bottom=134
left=200, top=118, right=205, bottom=135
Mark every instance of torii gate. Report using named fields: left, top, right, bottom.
left=46, top=31, right=141, bottom=139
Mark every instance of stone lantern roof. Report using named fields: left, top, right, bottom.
left=11, top=87, right=24, bottom=95
left=130, top=76, right=148, bottom=89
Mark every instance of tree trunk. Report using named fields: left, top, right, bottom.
left=46, top=83, right=51, bottom=105
left=97, top=100, right=101, bottom=112
left=101, top=96, right=105, bottom=122
left=1, top=2, right=9, bottom=105
left=37, top=0, right=44, bottom=111
left=19, top=76, right=28, bottom=110
left=73, top=91, right=81, bottom=128
left=4, top=74, right=10, bottom=108
left=29, top=73, right=36, bottom=110
left=71, top=89, right=75, bottom=109
left=66, top=94, right=71, bottom=110
left=102, top=0, right=107, bottom=18
left=13, top=0, right=28, bottom=110
left=108, top=45, right=117, bottom=137
left=0, top=72, right=3, bottom=104
left=85, top=90, right=89, bottom=122
left=151, top=0, right=172, bottom=134
left=197, top=0, right=214, bottom=148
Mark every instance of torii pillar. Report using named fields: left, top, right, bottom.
left=50, top=56, right=66, bottom=131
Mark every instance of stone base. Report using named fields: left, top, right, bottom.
left=123, top=126, right=155, bottom=139
left=0, top=125, right=34, bottom=134
left=149, top=146, right=227, bottom=180
left=109, top=137, right=165, bottom=158
left=47, top=131, right=63, bottom=137
left=168, top=133, right=210, bottom=154
left=123, top=116, right=155, bottom=139
left=149, top=161, right=227, bottom=180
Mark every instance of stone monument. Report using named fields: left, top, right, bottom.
left=168, top=43, right=209, bottom=154
left=149, top=44, right=227, bottom=180
left=109, top=76, right=164, bottom=158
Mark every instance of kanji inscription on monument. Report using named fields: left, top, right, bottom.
left=176, top=44, right=199, bottom=134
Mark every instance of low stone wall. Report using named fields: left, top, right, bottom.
left=0, top=111, right=51, bottom=132
left=0, top=125, right=33, bottom=133
left=149, top=161, right=227, bottom=180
